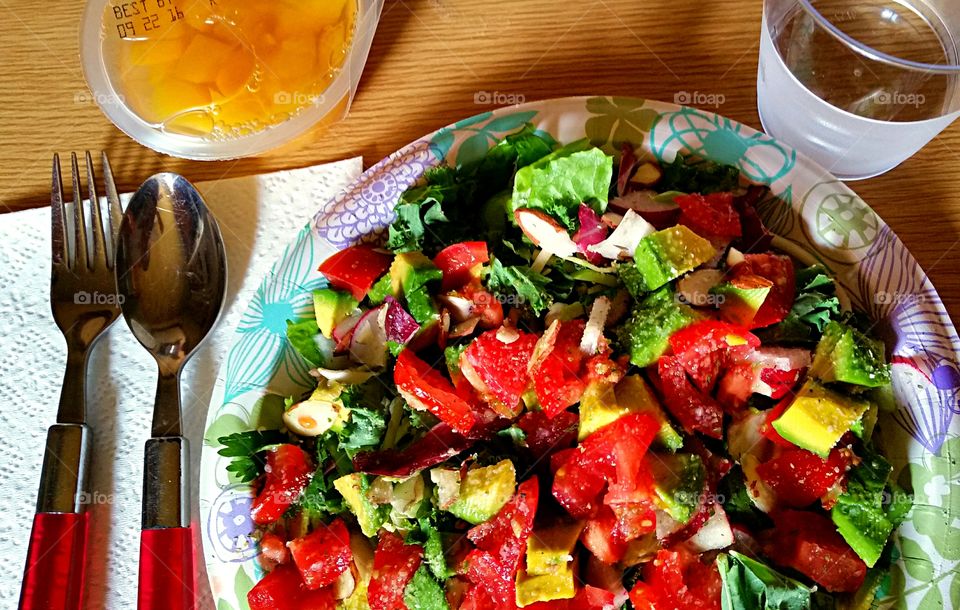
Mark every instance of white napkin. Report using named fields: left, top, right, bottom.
left=0, top=157, right=363, bottom=609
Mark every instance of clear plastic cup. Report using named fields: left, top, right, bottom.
left=80, top=0, right=383, bottom=160
left=758, top=0, right=960, bottom=180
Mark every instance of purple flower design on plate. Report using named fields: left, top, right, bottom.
left=207, top=486, right=258, bottom=564
left=314, top=139, right=438, bottom=249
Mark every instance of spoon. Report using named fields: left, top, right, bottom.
left=116, top=173, right=226, bottom=610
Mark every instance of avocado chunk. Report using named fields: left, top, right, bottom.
left=772, top=379, right=871, bottom=457
left=313, top=288, right=359, bottom=338
left=334, top=473, right=385, bottom=537
left=831, top=447, right=909, bottom=568
left=525, top=521, right=584, bottom=576
left=578, top=376, right=682, bottom=451
left=616, top=286, right=700, bottom=367
left=811, top=321, right=891, bottom=388
left=515, top=566, right=576, bottom=607
left=712, top=274, right=773, bottom=327
left=445, top=460, right=517, bottom=525
left=631, top=225, right=717, bottom=293
left=646, top=453, right=705, bottom=524
left=389, top=252, right=443, bottom=324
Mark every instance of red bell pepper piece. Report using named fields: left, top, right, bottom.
left=434, top=242, right=489, bottom=290
left=394, top=349, right=477, bottom=433
left=368, top=531, right=423, bottom=610
left=756, top=448, right=852, bottom=508
left=526, top=586, right=616, bottom=610
left=352, top=422, right=474, bottom=478
left=247, top=564, right=305, bottom=610
left=676, top=192, right=742, bottom=239
left=763, top=509, right=866, bottom=592
left=287, top=518, right=353, bottom=590
left=251, top=444, right=314, bottom=525
left=318, top=244, right=393, bottom=301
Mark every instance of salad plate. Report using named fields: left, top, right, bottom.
left=199, top=96, right=960, bottom=609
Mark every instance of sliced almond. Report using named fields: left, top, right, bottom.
left=514, top=208, right=578, bottom=258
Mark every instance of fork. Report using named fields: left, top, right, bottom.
left=18, top=152, right=123, bottom=610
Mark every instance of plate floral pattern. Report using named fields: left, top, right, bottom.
left=199, top=97, right=960, bottom=610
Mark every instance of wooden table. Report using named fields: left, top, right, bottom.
left=0, top=0, right=957, bottom=322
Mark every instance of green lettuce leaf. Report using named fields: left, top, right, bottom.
left=512, top=140, right=613, bottom=228
left=756, top=265, right=841, bottom=345
left=286, top=319, right=324, bottom=367
left=718, top=552, right=834, bottom=610
left=486, top=258, right=553, bottom=315
left=659, top=154, right=740, bottom=194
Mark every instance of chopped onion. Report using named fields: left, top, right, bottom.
left=310, top=367, right=377, bottom=385
left=349, top=306, right=388, bottom=368
left=437, top=294, right=475, bottom=322
left=383, top=297, right=420, bottom=344
left=587, top=209, right=656, bottom=260
left=573, top=204, right=608, bottom=264
left=684, top=505, right=734, bottom=552
left=580, top=296, right=611, bottom=355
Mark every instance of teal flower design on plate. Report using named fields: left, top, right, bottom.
left=428, top=110, right=550, bottom=166
left=223, top=225, right=326, bottom=402
left=584, top=96, right=659, bottom=151
left=649, top=107, right=796, bottom=185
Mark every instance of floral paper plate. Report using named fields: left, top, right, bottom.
left=199, top=97, right=960, bottom=609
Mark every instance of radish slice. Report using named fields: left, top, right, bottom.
left=684, top=505, right=734, bottom=552
left=609, top=190, right=680, bottom=227
left=588, top=209, right=656, bottom=260
left=437, top=294, right=475, bottom=322
left=332, top=310, right=364, bottom=344
left=384, top=297, right=420, bottom=344
left=573, top=204, right=608, bottom=264
left=515, top=208, right=578, bottom=258
left=449, top=317, right=480, bottom=339
left=677, top=269, right=725, bottom=307
left=349, top=306, right=388, bottom=368
left=580, top=296, right=611, bottom=355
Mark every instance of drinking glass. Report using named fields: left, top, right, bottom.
left=758, top=0, right=960, bottom=180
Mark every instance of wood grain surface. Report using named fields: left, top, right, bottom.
left=0, top=0, right=957, bottom=322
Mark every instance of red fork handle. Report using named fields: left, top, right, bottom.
left=138, top=527, right=195, bottom=610
left=19, top=512, right=89, bottom=610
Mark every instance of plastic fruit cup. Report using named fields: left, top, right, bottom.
left=80, top=0, right=383, bottom=160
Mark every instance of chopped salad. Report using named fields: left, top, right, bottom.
left=221, top=127, right=911, bottom=610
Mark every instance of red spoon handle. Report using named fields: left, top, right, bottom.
left=138, top=527, right=195, bottom=610
left=19, top=512, right=89, bottom=610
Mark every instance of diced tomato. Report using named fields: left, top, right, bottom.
left=761, top=399, right=794, bottom=447
left=733, top=186, right=774, bottom=252
left=247, top=564, right=305, bottom=610
left=583, top=350, right=628, bottom=386
left=434, top=242, right=489, bottom=290
left=461, top=284, right=504, bottom=329
left=516, top=410, right=578, bottom=459
left=553, top=414, right=659, bottom=517
left=668, top=320, right=759, bottom=393
left=758, top=367, right=803, bottom=399
left=656, top=355, right=725, bottom=439
left=463, top=328, right=538, bottom=415
left=394, top=349, right=477, bottom=433
left=632, top=548, right=722, bottom=610
left=246, top=564, right=337, bottom=610
left=259, top=532, right=291, bottom=566
left=461, top=550, right=517, bottom=610
left=318, top=245, right=393, bottom=301
left=532, top=320, right=588, bottom=417
left=368, top=531, right=423, bottom=610
left=729, top=254, right=795, bottom=328
left=463, top=478, right=539, bottom=610
left=717, top=362, right=756, bottom=411
left=526, top=586, right=616, bottom=610
left=764, top=510, right=866, bottom=592
left=582, top=506, right=627, bottom=564
left=676, top=192, right=742, bottom=239
left=251, top=444, right=314, bottom=525
left=468, top=477, right=539, bottom=569
left=287, top=518, right=353, bottom=590
left=756, top=448, right=852, bottom=508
